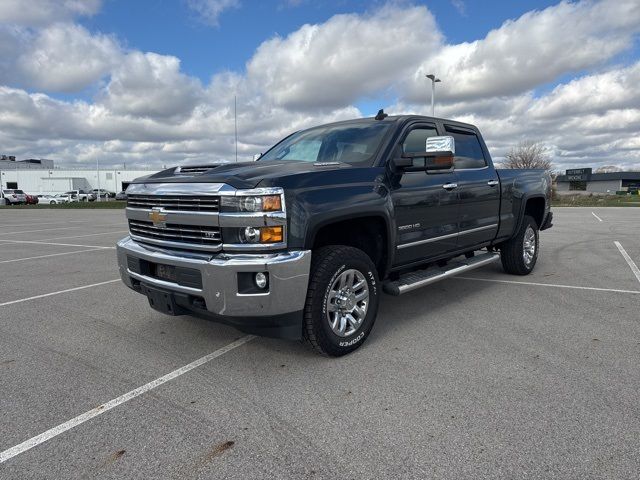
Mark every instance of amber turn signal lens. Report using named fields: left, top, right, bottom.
left=260, top=226, right=283, bottom=243
left=262, top=195, right=282, bottom=211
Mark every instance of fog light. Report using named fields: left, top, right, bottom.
left=255, top=272, right=268, bottom=289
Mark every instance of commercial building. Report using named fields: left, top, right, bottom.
left=0, top=159, right=160, bottom=194
left=0, top=157, right=54, bottom=170
left=556, top=168, right=640, bottom=194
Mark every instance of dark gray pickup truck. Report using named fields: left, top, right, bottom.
left=117, top=113, right=552, bottom=356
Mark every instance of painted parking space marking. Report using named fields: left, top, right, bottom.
left=0, top=248, right=113, bottom=264
left=0, top=279, right=121, bottom=307
left=457, top=276, right=640, bottom=294
left=591, top=211, right=603, bottom=222
left=0, top=224, right=126, bottom=237
left=0, top=335, right=255, bottom=464
left=37, top=230, right=128, bottom=241
left=0, top=239, right=115, bottom=249
left=0, top=220, right=88, bottom=228
left=614, top=241, right=640, bottom=284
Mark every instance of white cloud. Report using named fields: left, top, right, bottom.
left=13, top=23, right=121, bottom=92
left=246, top=5, right=441, bottom=110
left=451, top=0, right=466, bottom=16
left=0, top=0, right=639, bottom=172
left=403, top=0, right=640, bottom=103
left=100, top=52, right=204, bottom=118
left=185, top=0, right=240, bottom=26
left=0, top=0, right=102, bottom=26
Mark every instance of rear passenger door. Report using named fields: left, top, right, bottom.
left=445, top=125, right=500, bottom=248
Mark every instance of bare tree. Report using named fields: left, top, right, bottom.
left=503, top=141, right=552, bottom=170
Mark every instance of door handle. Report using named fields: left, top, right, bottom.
left=487, top=180, right=499, bottom=186
left=442, top=183, right=458, bottom=190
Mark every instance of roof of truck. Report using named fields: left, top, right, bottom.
left=317, top=114, right=478, bottom=131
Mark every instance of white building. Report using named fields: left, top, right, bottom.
left=0, top=167, right=160, bottom=194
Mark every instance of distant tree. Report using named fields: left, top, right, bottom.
left=503, top=141, right=552, bottom=170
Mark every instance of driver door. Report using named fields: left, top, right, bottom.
left=389, top=124, right=460, bottom=266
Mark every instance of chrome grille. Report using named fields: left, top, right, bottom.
left=127, top=194, right=219, bottom=212
left=128, top=220, right=221, bottom=250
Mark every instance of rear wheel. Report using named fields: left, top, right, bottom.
left=303, top=246, right=380, bottom=356
left=500, top=215, right=539, bottom=275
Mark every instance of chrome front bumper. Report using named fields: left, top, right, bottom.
left=116, top=236, right=311, bottom=319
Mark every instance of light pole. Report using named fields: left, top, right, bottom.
left=426, top=74, right=441, bottom=116
left=96, top=157, right=101, bottom=202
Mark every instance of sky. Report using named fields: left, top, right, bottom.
left=0, top=0, right=639, bottom=171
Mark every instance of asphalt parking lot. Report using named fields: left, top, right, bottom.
left=1, top=207, right=639, bottom=479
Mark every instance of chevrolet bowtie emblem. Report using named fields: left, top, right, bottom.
left=149, top=207, right=167, bottom=227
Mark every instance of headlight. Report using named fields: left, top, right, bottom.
left=220, top=195, right=282, bottom=212
left=237, top=226, right=283, bottom=244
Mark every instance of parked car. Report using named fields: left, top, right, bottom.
left=117, top=113, right=553, bottom=356
left=64, top=190, right=96, bottom=202
left=115, top=190, right=128, bottom=201
left=55, top=194, right=72, bottom=203
left=1, top=189, right=27, bottom=205
left=91, top=188, right=116, bottom=199
left=25, top=193, right=39, bottom=205
left=37, top=194, right=66, bottom=205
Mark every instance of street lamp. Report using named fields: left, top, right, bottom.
left=426, top=74, right=441, bottom=116
left=96, top=157, right=101, bottom=202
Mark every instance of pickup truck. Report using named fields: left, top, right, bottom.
left=64, top=190, right=96, bottom=202
left=117, top=113, right=552, bottom=356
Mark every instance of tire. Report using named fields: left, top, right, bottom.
left=303, top=246, right=380, bottom=356
left=500, top=215, right=539, bottom=275
left=51, top=201, right=57, bottom=205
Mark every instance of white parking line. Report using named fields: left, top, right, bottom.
left=457, top=276, right=640, bottom=294
left=591, top=211, right=603, bottom=222
left=0, top=335, right=255, bottom=464
left=0, top=224, right=126, bottom=236
left=0, top=220, right=87, bottom=228
left=0, top=279, right=121, bottom=307
left=0, top=248, right=112, bottom=264
left=614, top=241, right=640, bottom=284
left=38, top=230, right=128, bottom=241
left=0, top=239, right=115, bottom=249
left=0, top=226, right=86, bottom=236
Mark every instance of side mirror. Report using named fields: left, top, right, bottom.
left=426, top=135, right=455, bottom=155
left=392, top=136, right=456, bottom=173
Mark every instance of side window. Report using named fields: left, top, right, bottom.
left=402, top=127, right=438, bottom=154
left=277, top=140, right=321, bottom=162
left=446, top=128, right=487, bottom=169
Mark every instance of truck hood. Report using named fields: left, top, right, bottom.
left=136, top=160, right=352, bottom=189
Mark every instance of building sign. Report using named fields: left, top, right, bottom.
left=566, top=168, right=592, bottom=181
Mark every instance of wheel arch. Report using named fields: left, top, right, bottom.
left=307, top=213, right=392, bottom=279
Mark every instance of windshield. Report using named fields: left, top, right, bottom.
left=259, top=122, right=391, bottom=165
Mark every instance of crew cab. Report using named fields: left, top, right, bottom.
left=117, top=114, right=552, bottom=356
left=64, top=190, right=96, bottom=202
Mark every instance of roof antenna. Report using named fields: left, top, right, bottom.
left=375, top=109, right=388, bottom=120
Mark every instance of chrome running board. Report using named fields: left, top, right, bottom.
left=383, top=252, right=500, bottom=296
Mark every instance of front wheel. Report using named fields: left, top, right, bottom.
left=500, top=215, right=539, bottom=275
left=303, top=246, right=380, bottom=356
